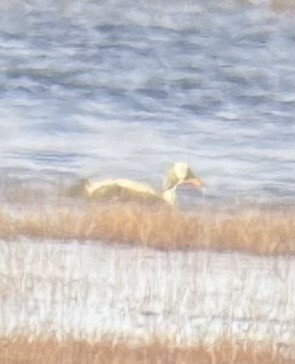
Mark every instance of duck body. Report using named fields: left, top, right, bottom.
left=86, top=179, right=167, bottom=206
left=75, top=163, right=204, bottom=207
left=85, top=179, right=155, bottom=196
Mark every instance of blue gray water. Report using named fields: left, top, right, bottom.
left=1, top=239, right=295, bottom=351
left=0, top=0, right=294, bottom=204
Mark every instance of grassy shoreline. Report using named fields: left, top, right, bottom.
left=0, top=201, right=294, bottom=255
left=0, top=336, right=292, bottom=364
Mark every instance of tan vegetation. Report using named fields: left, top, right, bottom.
left=271, top=0, right=295, bottom=12
left=0, top=337, right=291, bottom=364
left=0, top=200, right=295, bottom=255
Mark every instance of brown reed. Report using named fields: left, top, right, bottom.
left=0, top=201, right=294, bottom=255
left=0, top=336, right=291, bottom=364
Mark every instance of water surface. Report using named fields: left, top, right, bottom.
left=1, top=238, right=294, bottom=352
left=0, top=0, right=294, bottom=205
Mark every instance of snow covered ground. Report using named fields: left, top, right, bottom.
left=0, top=238, right=294, bottom=355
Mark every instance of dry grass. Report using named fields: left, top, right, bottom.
left=0, top=201, right=295, bottom=255
left=271, top=0, right=295, bottom=12
left=0, top=336, right=292, bottom=364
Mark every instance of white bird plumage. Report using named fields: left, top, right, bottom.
left=85, top=178, right=156, bottom=196
left=77, top=162, right=204, bottom=206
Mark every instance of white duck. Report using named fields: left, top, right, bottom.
left=80, top=162, right=204, bottom=206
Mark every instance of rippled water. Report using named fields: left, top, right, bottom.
left=0, top=0, right=294, bottom=204
left=1, top=239, right=295, bottom=351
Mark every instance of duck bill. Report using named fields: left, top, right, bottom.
left=184, top=177, right=205, bottom=188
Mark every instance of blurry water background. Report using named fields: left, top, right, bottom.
left=1, top=1, right=295, bottom=352
left=0, top=0, right=294, bottom=205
